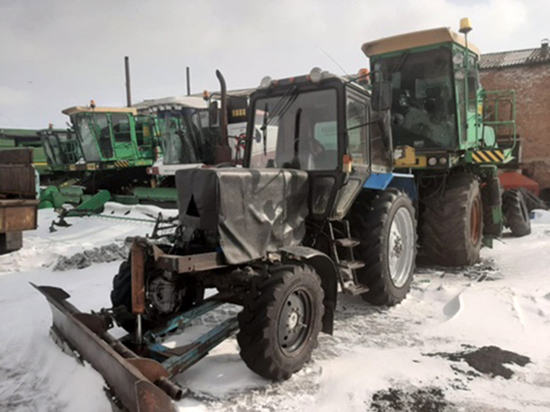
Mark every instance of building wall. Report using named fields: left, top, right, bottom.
left=480, top=64, right=550, bottom=188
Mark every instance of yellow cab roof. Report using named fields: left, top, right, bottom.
left=362, top=27, right=480, bottom=58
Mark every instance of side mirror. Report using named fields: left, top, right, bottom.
left=209, top=101, right=219, bottom=125
left=372, top=81, right=393, bottom=112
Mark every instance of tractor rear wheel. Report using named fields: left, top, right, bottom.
left=421, top=174, right=483, bottom=267
left=237, top=262, right=324, bottom=381
left=502, top=189, right=531, bottom=237
left=349, top=188, right=417, bottom=306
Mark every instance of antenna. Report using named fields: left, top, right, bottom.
left=315, top=45, right=350, bottom=77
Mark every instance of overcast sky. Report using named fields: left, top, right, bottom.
left=0, top=0, right=548, bottom=129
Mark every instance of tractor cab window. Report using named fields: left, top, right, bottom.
left=250, top=88, right=338, bottom=170
left=374, top=47, right=458, bottom=150
left=346, top=98, right=368, bottom=165
left=111, top=113, right=132, bottom=143
left=75, top=115, right=101, bottom=162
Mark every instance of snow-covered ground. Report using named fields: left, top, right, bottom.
left=1, top=205, right=550, bottom=412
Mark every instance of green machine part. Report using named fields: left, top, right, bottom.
left=364, top=27, right=516, bottom=168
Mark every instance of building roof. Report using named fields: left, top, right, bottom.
left=362, top=27, right=480, bottom=58
left=480, top=46, right=550, bottom=70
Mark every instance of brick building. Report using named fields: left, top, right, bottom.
left=480, top=40, right=550, bottom=189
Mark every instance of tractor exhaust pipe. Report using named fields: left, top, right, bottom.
left=125, top=56, right=132, bottom=107
left=186, top=66, right=191, bottom=96
left=214, top=70, right=232, bottom=163
left=216, top=70, right=229, bottom=147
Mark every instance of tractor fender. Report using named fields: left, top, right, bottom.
left=364, top=172, right=417, bottom=201
left=279, top=246, right=337, bottom=335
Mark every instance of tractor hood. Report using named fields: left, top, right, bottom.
left=176, top=168, right=309, bottom=264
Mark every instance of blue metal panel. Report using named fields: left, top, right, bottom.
left=389, top=173, right=417, bottom=201
left=363, top=173, right=393, bottom=190
left=363, top=172, right=417, bottom=200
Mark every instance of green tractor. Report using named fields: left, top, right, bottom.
left=363, top=20, right=521, bottom=266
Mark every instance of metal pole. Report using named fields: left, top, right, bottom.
left=125, top=56, right=132, bottom=107
left=186, top=67, right=191, bottom=96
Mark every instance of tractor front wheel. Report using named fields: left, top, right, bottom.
left=237, top=262, right=324, bottom=381
left=349, top=188, right=417, bottom=306
left=421, top=174, right=483, bottom=267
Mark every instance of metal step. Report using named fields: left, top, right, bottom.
left=342, top=282, right=369, bottom=295
left=334, top=238, right=360, bottom=248
left=338, top=260, right=365, bottom=270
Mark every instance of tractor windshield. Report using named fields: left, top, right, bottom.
left=374, top=47, right=458, bottom=150
left=159, top=109, right=212, bottom=165
left=250, top=88, right=338, bottom=170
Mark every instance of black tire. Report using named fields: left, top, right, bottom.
left=502, top=189, right=531, bottom=237
left=518, top=187, right=548, bottom=212
left=421, top=174, right=483, bottom=267
left=237, top=262, right=324, bottom=381
left=481, top=176, right=503, bottom=237
left=110, top=256, right=203, bottom=333
left=349, top=188, right=417, bottom=306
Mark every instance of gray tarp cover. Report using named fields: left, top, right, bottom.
left=176, top=168, right=309, bottom=265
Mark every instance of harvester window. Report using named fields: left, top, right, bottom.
left=250, top=89, right=338, bottom=171
left=467, top=68, right=478, bottom=112
left=95, top=114, right=114, bottom=158
left=346, top=99, right=368, bottom=165
left=75, top=115, right=101, bottom=161
left=111, top=114, right=132, bottom=143
left=375, top=47, right=458, bottom=150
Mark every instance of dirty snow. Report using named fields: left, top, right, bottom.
left=1, top=208, right=550, bottom=411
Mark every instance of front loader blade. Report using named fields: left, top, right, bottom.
left=32, top=284, right=178, bottom=412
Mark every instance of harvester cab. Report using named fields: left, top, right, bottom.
left=363, top=24, right=515, bottom=167
left=362, top=21, right=520, bottom=266
left=36, top=69, right=419, bottom=412
left=61, top=105, right=157, bottom=171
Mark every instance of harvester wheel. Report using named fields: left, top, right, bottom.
left=518, top=187, right=548, bottom=212
left=237, top=262, right=324, bottom=381
left=349, top=188, right=416, bottom=306
left=502, top=189, right=531, bottom=237
left=421, top=174, right=483, bottom=266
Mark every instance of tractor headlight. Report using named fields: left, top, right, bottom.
left=309, top=67, right=323, bottom=83
left=428, top=157, right=437, bottom=166
left=439, top=157, right=448, bottom=165
left=259, top=76, right=273, bottom=89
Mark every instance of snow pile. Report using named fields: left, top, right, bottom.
left=1, top=207, right=550, bottom=411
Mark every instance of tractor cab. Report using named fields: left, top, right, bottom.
left=61, top=105, right=156, bottom=170
left=363, top=26, right=513, bottom=168
left=244, top=68, right=394, bottom=220
left=39, top=127, right=82, bottom=171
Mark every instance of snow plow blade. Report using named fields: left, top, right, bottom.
left=32, top=284, right=178, bottom=412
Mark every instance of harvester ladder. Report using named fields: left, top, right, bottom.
left=327, top=220, right=368, bottom=295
